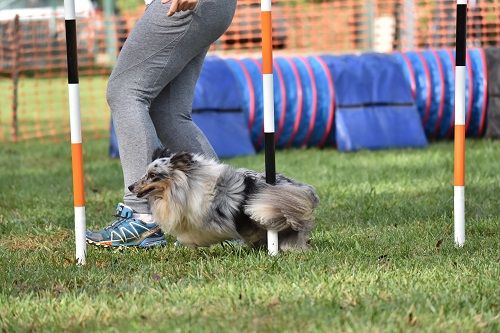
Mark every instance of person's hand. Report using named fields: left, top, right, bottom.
left=162, top=0, right=198, bottom=17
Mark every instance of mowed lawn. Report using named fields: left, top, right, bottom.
left=0, top=139, right=498, bottom=332
left=0, top=76, right=109, bottom=142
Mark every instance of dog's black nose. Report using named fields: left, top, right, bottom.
left=127, top=184, right=135, bottom=192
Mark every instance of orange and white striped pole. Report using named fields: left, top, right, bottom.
left=454, top=0, right=467, bottom=247
left=261, top=0, right=278, bottom=255
left=64, top=0, right=86, bottom=264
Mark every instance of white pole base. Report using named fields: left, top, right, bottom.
left=268, top=230, right=278, bottom=256
left=454, top=186, right=465, bottom=247
left=75, top=206, right=87, bottom=265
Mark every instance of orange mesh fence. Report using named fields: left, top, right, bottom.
left=0, top=0, right=498, bottom=142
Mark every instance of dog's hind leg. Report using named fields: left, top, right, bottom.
left=278, top=229, right=311, bottom=251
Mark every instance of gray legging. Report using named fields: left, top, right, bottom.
left=107, top=0, right=237, bottom=213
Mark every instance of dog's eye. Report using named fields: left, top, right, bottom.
left=148, top=173, right=163, bottom=181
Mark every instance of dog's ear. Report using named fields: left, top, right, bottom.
left=152, top=147, right=171, bottom=160
left=170, top=152, right=194, bottom=172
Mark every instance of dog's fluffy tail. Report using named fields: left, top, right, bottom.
left=244, top=183, right=319, bottom=232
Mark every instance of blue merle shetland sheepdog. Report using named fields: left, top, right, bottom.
left=128, top=149, right=319, bottom=251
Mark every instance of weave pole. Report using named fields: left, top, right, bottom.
left=64, top=0, right=86, bottom=264
left=261, top=0, right=278, bottom=255
left=454, top=0, right=467, bottom=247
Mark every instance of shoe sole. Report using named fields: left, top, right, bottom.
left=86, top=236, right=167, bottom=249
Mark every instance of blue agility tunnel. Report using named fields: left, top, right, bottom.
left=435, top=49, right=456, bottom=138
left=226, top=58, right=270, bottom=149
left=110, top=56, right=255, bottom=159
left=110, top=49, right=491, bottom=158
left=421, top=50, right=446, bottom=138
left=192, top=112, right=255, bottom=158
left=393, top=52, right=417, bottom=101
left=240, top=59, right=264, bottom=149
left=110, top=111, right=255, bottom=159
left=307, top=56, right=335, bottom=147
left=272, top=59, right=289, bottom=149
left=274, top=57, right=304, bottom=148
left=192, top=57, right=242, bottom=111
left=321, top=53, right=427, bottom=151
left=468, top=48, right=488, bottom=137
left=396, top=48, right=488, bottom=139
left=109, top=120, right=119, bottom=158
left=290, top=57, right=317, bottom=148
left=180, top=56, right=256, bottom=157
left=403, top=51, right=432, bottom=132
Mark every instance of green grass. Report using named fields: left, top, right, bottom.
left=0, top=139, right=498, bottom=332
left=0, top=76, right=109, bottom=142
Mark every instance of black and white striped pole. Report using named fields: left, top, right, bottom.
left=454, top=0, right=467, bottom=247
left=261, top=0, right=278, bottom=255
left=64, top=0, right=86, bottom=264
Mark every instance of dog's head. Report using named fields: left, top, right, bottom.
left=128, top=149, right=195, bottom=198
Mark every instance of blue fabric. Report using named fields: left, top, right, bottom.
left=468, top=48, right=487, bottom=137
left=226, top=58, right=255, bottom=143
left=192, top=112, right=256, bottom=158
left=465, top=53, right=473, bottom=136
left=273, top=60, right=287, bottom=149
left=359, top=53, right=415, bottom=104
left=291, top=57, right=316, bottom=147
left=110, top=58, right=256, bottom=159
left=275, top=57, right=302, bottom=148
left=325, top=55, right=364, bottom=106
left=307, top=56, right=335, bottom=147
left=393, top=52, right=416, bottom=99
left=436, top=49, right=456, bottom=138
left=109, top=112, right=255, bottom=159
left=324, top=54, right=414, bottom=105
left=320, top=55, right=351, bottom=146
left=109, top=120, right=120, bottom=158
left=421, top=50, right=446, bottom=137
left=320, top=55, right=351, bottom=84
left=322, top=53, right=427, bottom=151
left=241, top=59, right=264, bottom=149
left=405, top=51, right=432, bottom=126
left=433, top=49, right=472, bottom=137
left=226, top=58, right=286, bottom=149
left=109, top=52, right=447, bottom=157
left=192, top=56, right=242, bottom=111
left=336, top=105, right=428, bottom=151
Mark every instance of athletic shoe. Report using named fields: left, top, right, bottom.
left=86, top=203, right=166, bottom=248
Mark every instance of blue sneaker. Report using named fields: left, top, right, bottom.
left=86, top=203, right=167, bottom=248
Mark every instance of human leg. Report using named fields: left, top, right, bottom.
left=108, top=0, right=236, bottom=212
left=150, top=48, right=217, bottom=161
left=87, top=0, right=236, bottom=247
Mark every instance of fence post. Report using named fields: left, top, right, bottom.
left=402, top=0, right=416, bottom=50
left=365, top=0, right=375, bottom=51
left=104, top=0, right=117, bottom=64
left=11, top=15, right=20, bottom=142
